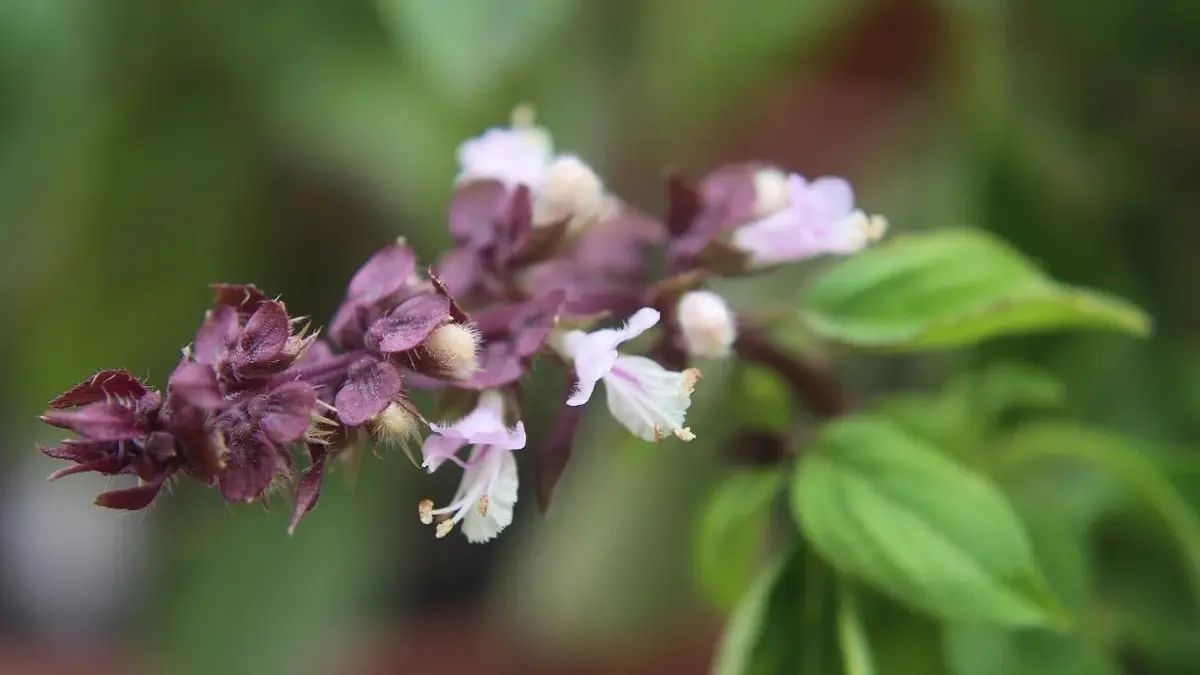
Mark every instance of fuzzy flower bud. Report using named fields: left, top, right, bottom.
left=677, top=290, right=737, bottom=359
left=421, top=323, right=481, bottom=380
left=371, top=402, right=422, bottom=446
left=533, top=155, right=612, bottom=231
left=752, top=168, right=792, bottom=219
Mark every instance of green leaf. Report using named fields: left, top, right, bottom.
left=802, top=228, right=1151, bottom=350
left=712, top=547, right=839, bottom=675
left=993, top=423, right=1200, bottom=602
left=942, top=507, right=1121, bottom=675
left=695, top=469, right=786, bottom=609
left=837, top=580, right=877, bottom=675
left=376, top=0, right=572, bottom=105
left=792, top=415, right=1066, bottom=626
left=711, top=548, right=803, bottom=675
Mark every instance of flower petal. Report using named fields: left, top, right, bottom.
left=168, top=361, right=224, bottom=410
left=449, top=180, right=508, bottom=247
left=40, top=403, right=144, bottom=441
left=461, top=450, right=519, bottom=543
left=288, top=445, right=329, bottom=535
left=603, top=355, right=697, bottom=442
left=218, top=436, right=280, bottom=502
left=365, top=293, right=451, bottom=354
left=235, top=300, right=290, bottom=369
left=255, top=381, right=319, bottom=445
left=334, top=358, right=403, bottom=426
left=193, top=305, right=239, bottom=365
left=346, top=241, right=417, bottom=306
left=456, top=126, right=553, bottom=187
left=49, top=369, right=148, bottom=409
left=95, top=481, right=165, bottom=510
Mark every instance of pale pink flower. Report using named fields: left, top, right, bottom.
left=419, top=390, right=524, bottom=543
left=731, top=173, right=887, bottom=267
left=560, top=308, right=700, bottom=442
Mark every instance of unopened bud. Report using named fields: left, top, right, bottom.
left=371, top=402, right=421, bottom=445
left=677, top=291, right=737, bottom=359
left=533, top=155, right=609, bottom=230
left=753, top=168, right=791, bottom=219
left=423, top=324, right=480, bottom=380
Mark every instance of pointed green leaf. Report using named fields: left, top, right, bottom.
left=792, top=415, right=1066, bottom=626
left=837, top=581, right=878, bottom=675
left=994, top=422, right=1200, bottom=602
left=695, top=469, right=786, bottom=609
left=802, top=229, right=1151, bottom=350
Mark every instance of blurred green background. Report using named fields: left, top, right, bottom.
left=0, top=0, right=1198, bottom=673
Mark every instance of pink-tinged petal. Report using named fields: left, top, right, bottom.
left=347, top=241, right=418, bottom=305
left=194, top=305, right=239, bottom=365
left=537, top=392, right=586, bottom=511
left=498, top=185, right=534, bottom=260
left=462, top=343, right=525, bottom=390
left=256, top=381, right=319, bottom=445
left=456, top=126, right=553, bottom=187
left=806, top=176, right=855, bottom=221
left=295, top=338, right=335, bottom=367
left=329, top=300, right=370, bottom=351
left=616, top=307, right=661, bottom=342
left=218, top=437, right=280, bottom=502
left=334, top=358, right=403, bottom=426
left=49, top=369, right=148, bottom=409
left=449, top=180, right=508, bottom=246
left=433, top=247, right=485, bottom=299
left=210, top=283, right=272, bottom=315
left=95, top=481, right=165, bottom=510
left=365, top=293, right=451, bottom=354
left=40, top=403, right=143, bottom=441
left=235, top=300, right=290, bottom=368
left=168, top=361, right=224, bottom=410
left=472, top=291, right=564, bottom=357
left=421, top=433, right=467, bottom=472
left=288, top=445, right=329, bottom=535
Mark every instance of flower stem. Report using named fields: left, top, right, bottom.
left=733, top=326, right=850, bottom=418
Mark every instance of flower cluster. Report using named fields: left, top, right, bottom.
left=39, top=106, right=887, bottom=542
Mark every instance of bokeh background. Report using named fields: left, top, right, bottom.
left=1, top=0, right=1198, bottom=673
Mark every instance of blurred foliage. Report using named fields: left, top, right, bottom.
left=1, top=0, right=1199, bottom=674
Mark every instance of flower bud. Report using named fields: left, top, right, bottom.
left=533, top=155, right=611, bottom=231
left=422, top=323, right=480, bottom=380
left=677, top=290, right=737, bottom=359
left=752, top=168, right=791, bottom=219
left=371, top=402, right=422, bottom=446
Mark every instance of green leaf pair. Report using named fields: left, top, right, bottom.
left=793, top=415, right=1069, bottom=628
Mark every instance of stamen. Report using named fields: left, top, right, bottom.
left=435, top=518, right=454, bottom=538
left=675, top=427, right=695, bottom=442
left=478, top=495, right=489, bottom=517
left=418, top=499, right=433, bottom=525
left=682, top=368, right=702, bottom=394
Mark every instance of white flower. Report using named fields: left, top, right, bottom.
left=418, top=390, right=524, bottom=543
left=559, top=308, right=701, bottom=442
left=455, top=107, right=612, bottom=230
left=731, top=173, right=887, bottom=267
left=677, top=290, right=737, bottom=359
